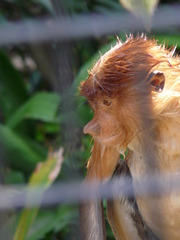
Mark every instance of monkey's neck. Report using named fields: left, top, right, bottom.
left=128, top=116, right=180, bottom=180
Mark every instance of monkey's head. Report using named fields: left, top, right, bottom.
left=80, top=36, right=169, bottom=153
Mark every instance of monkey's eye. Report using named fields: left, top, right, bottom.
left=103, top=99, right=112, bottom=106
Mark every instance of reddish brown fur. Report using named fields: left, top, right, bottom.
left=80, top=35, right=180, bottom=240
left=80, top=35, right=180, bottom=100
left=81, top=37, right=159, bottom=98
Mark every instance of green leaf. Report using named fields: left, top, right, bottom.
left=26, top=207, right=77, bottom=240
left=155, top=34, right=180, bottom=49
left=7, top=92, right=61, bottom=129
left=13, top=148, right=64, bottom=240
left=0, top=124, right=42, bottom=172
left=43, top=122, right=60, bottom=134
left=0, top=50, right=28, bottom=119
left=4, top=170, right=25, bottom=184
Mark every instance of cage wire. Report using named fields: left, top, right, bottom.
left=1, top=1, right=180, bottom=240
left=0, top=173, right=180, bottom=209
left=0, top=5, right=180, bottom=46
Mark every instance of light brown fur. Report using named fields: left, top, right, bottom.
left=80, top=35, right=180, bottom=239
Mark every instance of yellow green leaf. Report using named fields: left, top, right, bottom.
left=119, top=0, right=159, bottom=30
left=119, top=0, right=159, bottom=16
left=13, top=148, right=64, bottom=240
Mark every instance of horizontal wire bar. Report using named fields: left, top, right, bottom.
left=0, top=5, right=180, bottom=46
left=0, top=14, right=141, bottom=46
left=1, top=173, right=180, bottom=210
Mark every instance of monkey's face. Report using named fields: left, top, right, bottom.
left=83, top=94, right=133, bottom=152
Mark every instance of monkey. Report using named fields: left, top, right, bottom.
left=80, top=35, right=180, bottom=240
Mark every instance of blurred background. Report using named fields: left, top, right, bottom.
left=0, top=0, right=180, bottom=239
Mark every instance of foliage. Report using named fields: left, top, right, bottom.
left=0, top=50, right=61, bottom=174
left=14, top=148, right=63, bottom=240
left=0, top=0, right=179, bottom=239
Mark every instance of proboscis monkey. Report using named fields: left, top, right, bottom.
left=80, top=35, right=180, bottom=240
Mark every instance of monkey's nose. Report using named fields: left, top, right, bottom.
left=83, top=121, right=101, bottom=136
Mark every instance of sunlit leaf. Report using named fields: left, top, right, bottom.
left=13, top=148, right=64, bottom=240
left=119, top=0, right=159, bottom=16
left=119, top=0, right=159, bottom=29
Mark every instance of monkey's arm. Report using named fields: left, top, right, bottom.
left=107, top=158, right=159, bottom=240
left=79, top=200, right=106, bottom=240
left=79, top=140, right=120, bottom=240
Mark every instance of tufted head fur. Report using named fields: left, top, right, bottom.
left=80, top=35, right=180, bottom=115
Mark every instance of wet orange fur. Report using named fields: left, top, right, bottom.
left=81, top=36, right=179, bottom=91
left=81, top=35, right=180, bottom=240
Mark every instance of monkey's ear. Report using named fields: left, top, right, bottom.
left=147, top=71, right=165, bottom=92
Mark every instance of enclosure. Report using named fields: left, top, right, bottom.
left=0, top=0, right=180, bottom=239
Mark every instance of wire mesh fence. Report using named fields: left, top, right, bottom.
left=1, top=1, right=180, bottom=240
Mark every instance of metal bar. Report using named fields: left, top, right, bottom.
left=1, top=173, right=180, bottom=210
left=0, top=5, right=179, bottom=46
